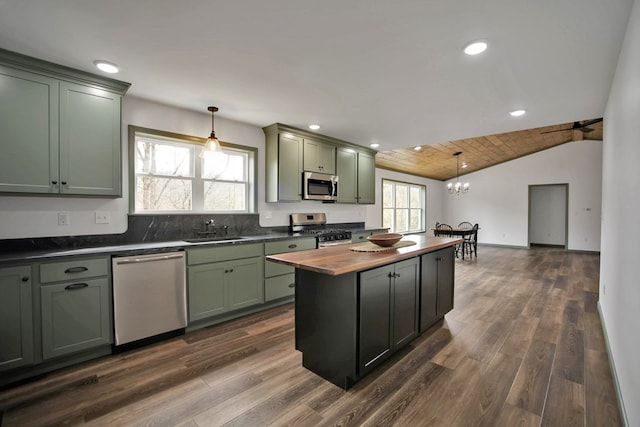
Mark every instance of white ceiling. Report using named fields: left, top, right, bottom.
left=0, top=0, right=633, bottom=151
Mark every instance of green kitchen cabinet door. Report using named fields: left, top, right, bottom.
left=336, top=148, right=375, bottom=204
left=188, top=262, right=228, bottom=321
left=336, top=147, right=358, bottom=203
left=304, top=138, right=336, bottom=174
left=356, top=150, right=376, bottom=204
left=41, top=278, right=112, bottom=360
left=277, top=133, right=304, bottom=201
left=0, top=66, right=59, bottom=194
left=0, top=266, right=34, bottom=372
left=228, top=256, right=264, bottom=310
left=59, top=82, right=122, bottom=196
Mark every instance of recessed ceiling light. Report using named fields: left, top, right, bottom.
left=510, top=109, right=526, bottom=117
left=370, top=143, right=380, bottom=148
left=94, top=60, right=119, bottom=74
left=462, top=163, right=468, bottom=169
left=414, top=146, right=422, bottom=151
left=309, top=124, right=320, bottom=130
left=463, top=41, right=488, bottom=56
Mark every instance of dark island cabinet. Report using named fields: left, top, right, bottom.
left=420, top=247, right=455, bottom=331
left=359, top=257, right=419, bottom=375
left=295, top=256, right=419, bottom=389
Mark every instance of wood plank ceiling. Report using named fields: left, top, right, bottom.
left=374, top=119, right=603, bottom=181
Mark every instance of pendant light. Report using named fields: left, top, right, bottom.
left=204, top=106, right=221, bottom=152
left=447, top=152, right=470, bottom=195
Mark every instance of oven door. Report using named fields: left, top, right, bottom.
left=303, top=172, right=338, bottom=201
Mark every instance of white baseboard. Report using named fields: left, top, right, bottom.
left=597, top=301, right=629, bottom=426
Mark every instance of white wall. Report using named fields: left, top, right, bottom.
left=600, top=0, right=640, bottom=424
left=440, top=139, right=602, bottom=251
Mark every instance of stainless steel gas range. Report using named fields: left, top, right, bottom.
left=290, top=213, right=352, bottom=248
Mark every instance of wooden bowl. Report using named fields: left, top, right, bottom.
left=367, top=233, right=403, bottom=247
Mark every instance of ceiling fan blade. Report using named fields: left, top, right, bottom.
left=541, top=127, right=573, bottom=134
left=540, top=118, right=603, bottom=135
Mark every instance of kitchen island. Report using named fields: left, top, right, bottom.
left=266, top=234, right=461, bottom=389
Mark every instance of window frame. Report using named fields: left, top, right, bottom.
left=381, top=178, right=426, bottom=234
left=128, top=125, right=257, bottom=215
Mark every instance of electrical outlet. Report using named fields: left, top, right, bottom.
left=58, top=212, right=70, bottom=226
left=95, top=211, right=110, bottom=224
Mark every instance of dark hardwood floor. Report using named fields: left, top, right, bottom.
left=0, top=246, right=621, bottom=426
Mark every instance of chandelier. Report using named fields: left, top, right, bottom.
left=447, top=151, right=469, bottom=195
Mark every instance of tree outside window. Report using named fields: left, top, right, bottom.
left=131, top=127, right=255, bottom=213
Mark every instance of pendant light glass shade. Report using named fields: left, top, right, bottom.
left=203, top=106, right=221, bottom=152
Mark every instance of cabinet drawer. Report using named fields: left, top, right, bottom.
left=265, top=273, right=296, bottom=301
left=265, top=238, right=316, bottom=255
left=187, top=243, right=263, bottom=265
left=40, top=257, right=109, bottom=284
left=265, top=262, right=295, bottom=278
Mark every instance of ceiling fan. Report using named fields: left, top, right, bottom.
left=540, top=118, right=603, bottom=135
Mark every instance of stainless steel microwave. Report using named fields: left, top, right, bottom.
left=303, top=171, right=338, bottom=201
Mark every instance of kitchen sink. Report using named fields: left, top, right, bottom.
left=183, top=236, right=248, bottom=243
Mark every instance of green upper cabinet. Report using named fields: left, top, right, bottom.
left=0, top=48, right=130, bottom=197
left=303, top=138, right=336, bottom=174
left=263, top=123, right=376, bottom=204
left=336, top=147, right=376, bottom=204
left=264, top=125, right=303, bottom=202
left=0, top=66, right=59, bottom=194
left=356, top=150, right=375, bottom=204
left=59, top=82, right=122, bottom=196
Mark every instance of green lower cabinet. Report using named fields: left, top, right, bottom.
left=265, top=273, right=296, bottom=301
left=40, top=277, right=111, bottom=360
left=228, top=257, right=264, bottom=310
left=188, top=256, right=264, bottom=322
left=0, top=265, right=34, bottom=372
left=188, top=263, right=227, bottom=321
left=264, top=237, right=316, bottom=302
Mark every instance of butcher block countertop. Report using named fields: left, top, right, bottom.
left=266, top=234, right=462, bottom=276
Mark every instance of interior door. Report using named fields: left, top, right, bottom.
left=529, top=184, right=568, bottom=247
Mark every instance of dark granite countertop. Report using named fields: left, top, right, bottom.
left=0, top=227, right=389, bottom=264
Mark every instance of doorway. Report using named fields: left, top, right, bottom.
left=528, top=184, right=568, bottom=248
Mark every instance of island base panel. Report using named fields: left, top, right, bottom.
left=295, top=269, right=358, bottom=389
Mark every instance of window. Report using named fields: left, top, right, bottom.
left=382, top=179, right=425, bottom=233
left=130, top=126, right=256, bottom=213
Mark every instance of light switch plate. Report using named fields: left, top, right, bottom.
left=58, top=212, right=70, bottom=226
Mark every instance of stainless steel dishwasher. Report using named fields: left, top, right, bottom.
left=112, top=251, right=187, bottom=346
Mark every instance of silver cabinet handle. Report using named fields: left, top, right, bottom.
left=114, top=253, right=184, bottom=265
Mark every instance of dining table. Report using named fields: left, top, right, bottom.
left=430, top=227, right=479, bottom=259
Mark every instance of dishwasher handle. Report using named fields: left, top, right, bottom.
left=114, top=253, right=184, bottom=265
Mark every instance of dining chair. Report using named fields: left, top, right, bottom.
left=462, top=223, right=479, bottom=258
left=434, top=223, right=453, bottom=237
left=457, top=222, right=473, bottom=257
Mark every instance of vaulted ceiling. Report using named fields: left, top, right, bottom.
left=0, top=1, right=629, bottom=165
left=375, top=119, right=604, bottom=181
